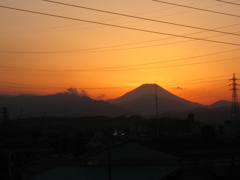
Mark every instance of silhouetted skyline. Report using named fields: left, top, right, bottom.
left=0, top=0, right=239, bottom=105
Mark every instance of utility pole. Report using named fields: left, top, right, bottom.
left=155, top=84, right=160, bottom=138
left=108, top=146, right=112, bottom=180
left=108, top=136, right=113, bottom=180
left=229, top=73, right=239, bottom=122
left=155, top=84, right=159, bottom=119
left=3, top=107, right=9, bottom=148
left=2, top=107, right=10, bottom=180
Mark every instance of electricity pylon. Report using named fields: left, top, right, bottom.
left=229, top=73, right=239, bottom=123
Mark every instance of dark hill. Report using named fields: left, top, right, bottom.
left=0, top=94, right=130, bottom=119
left=209, top=100, right=231, bottom=108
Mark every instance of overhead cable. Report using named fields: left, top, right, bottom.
left=0, top=74, right=234, bottom=90
left=2, top=23, right=240, bottom=54
left=90, top=56, right=240, bottom=72
left=0, top=83, right=127, bottom=90
left=152, top=0, right=240, bottom=18
left=0, top=48, right=239, bottom=71
left=43, top=0, right=240, bottom=37
left=216, top=0, right=240, bottom=6
left=0, top=0, right=207, bottom=34
left=0, top=48, right=240, bottom=71
left=80, top=29, right=240, bottom=53
left=1, top=55, right=239, bottom=72
left=0, top=5, right=240, bottom=47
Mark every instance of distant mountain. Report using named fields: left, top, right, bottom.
left=209, top=100, right=231, bottom=108
left=107, top=84, right=203, bottom=117
left=0, top=94, right=130, bottom=119
left=0, top=85, right=233, bottom=121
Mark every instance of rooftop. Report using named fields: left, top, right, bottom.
left=30, top=166, right=180, bottom=180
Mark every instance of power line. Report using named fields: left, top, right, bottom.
left=0, top=1, right=215, bottom=37
left=169, top=79, right=227, bottom=86
left=0, top=74, right=234, bottom=90
left=0, top=48, right=240, bottom=71
left=1, top=48, right=240, bottom=71
left=2, top=22, right=240, bottom=54
left=43, top=0, right=240, bottom=37
left=1, top=32, right=239, bottom=54
left=152, top=0, right=240, bottom=18
left=163, top=74, right=235, bottom=85
left=137, top=0, right=207, bottom=16
left=1, top=55, right=239, bottom=72
left=172, top=82, right=229, bottom=103
left=74, top=48, right=240, bottom=70
left=0, top=0, right=207, bottom=34
left=0, top=5, right=240, bottom=47
left=0, top=85, right=129, bottom=90
left=2, top=27, right=240, bottom=54
left=0, top=82, right=131, bottom=90
left=93, top=56, right=240, bottom=72
left=216, top=0, right=240, bottom=6
left=83, top=30, right=240, bottom=53
left=1, top=5, right=240, bottom=55
left=153, top=3, right=221, bottom=19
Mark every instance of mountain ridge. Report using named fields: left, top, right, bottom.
left=0, top=93, right=130, bottom=119
left=107, top=84, right=204, bottom=117
left=108, top=84, right=199, bottom=104
left=0, top=84, right=233, bottom=119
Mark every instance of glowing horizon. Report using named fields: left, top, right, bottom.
left=0, top=0, right=239, bottom=105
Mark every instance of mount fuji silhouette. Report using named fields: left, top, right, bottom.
left=107, top=84, right=203, bottom=117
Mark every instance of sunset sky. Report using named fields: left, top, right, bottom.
left=0, top=0, right=240, bottom=105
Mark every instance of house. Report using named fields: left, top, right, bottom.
left=29, top=141, right=182, bottom=180
left=0, top=148, right=54, bottom=180
left=29, top=166, right=181, bottom=180
left=83, top=141, right=181, bottom=166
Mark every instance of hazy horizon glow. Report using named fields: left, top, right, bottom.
left=1, top=0, right=240, bottom=105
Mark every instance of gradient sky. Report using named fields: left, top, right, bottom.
left=0, top=0, right=240, bottom=105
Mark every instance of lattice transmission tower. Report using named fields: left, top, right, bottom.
left=229, top=73, right=240, bottom=123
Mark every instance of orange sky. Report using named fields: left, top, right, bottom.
left=0, top=0, right=240, bottom=105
